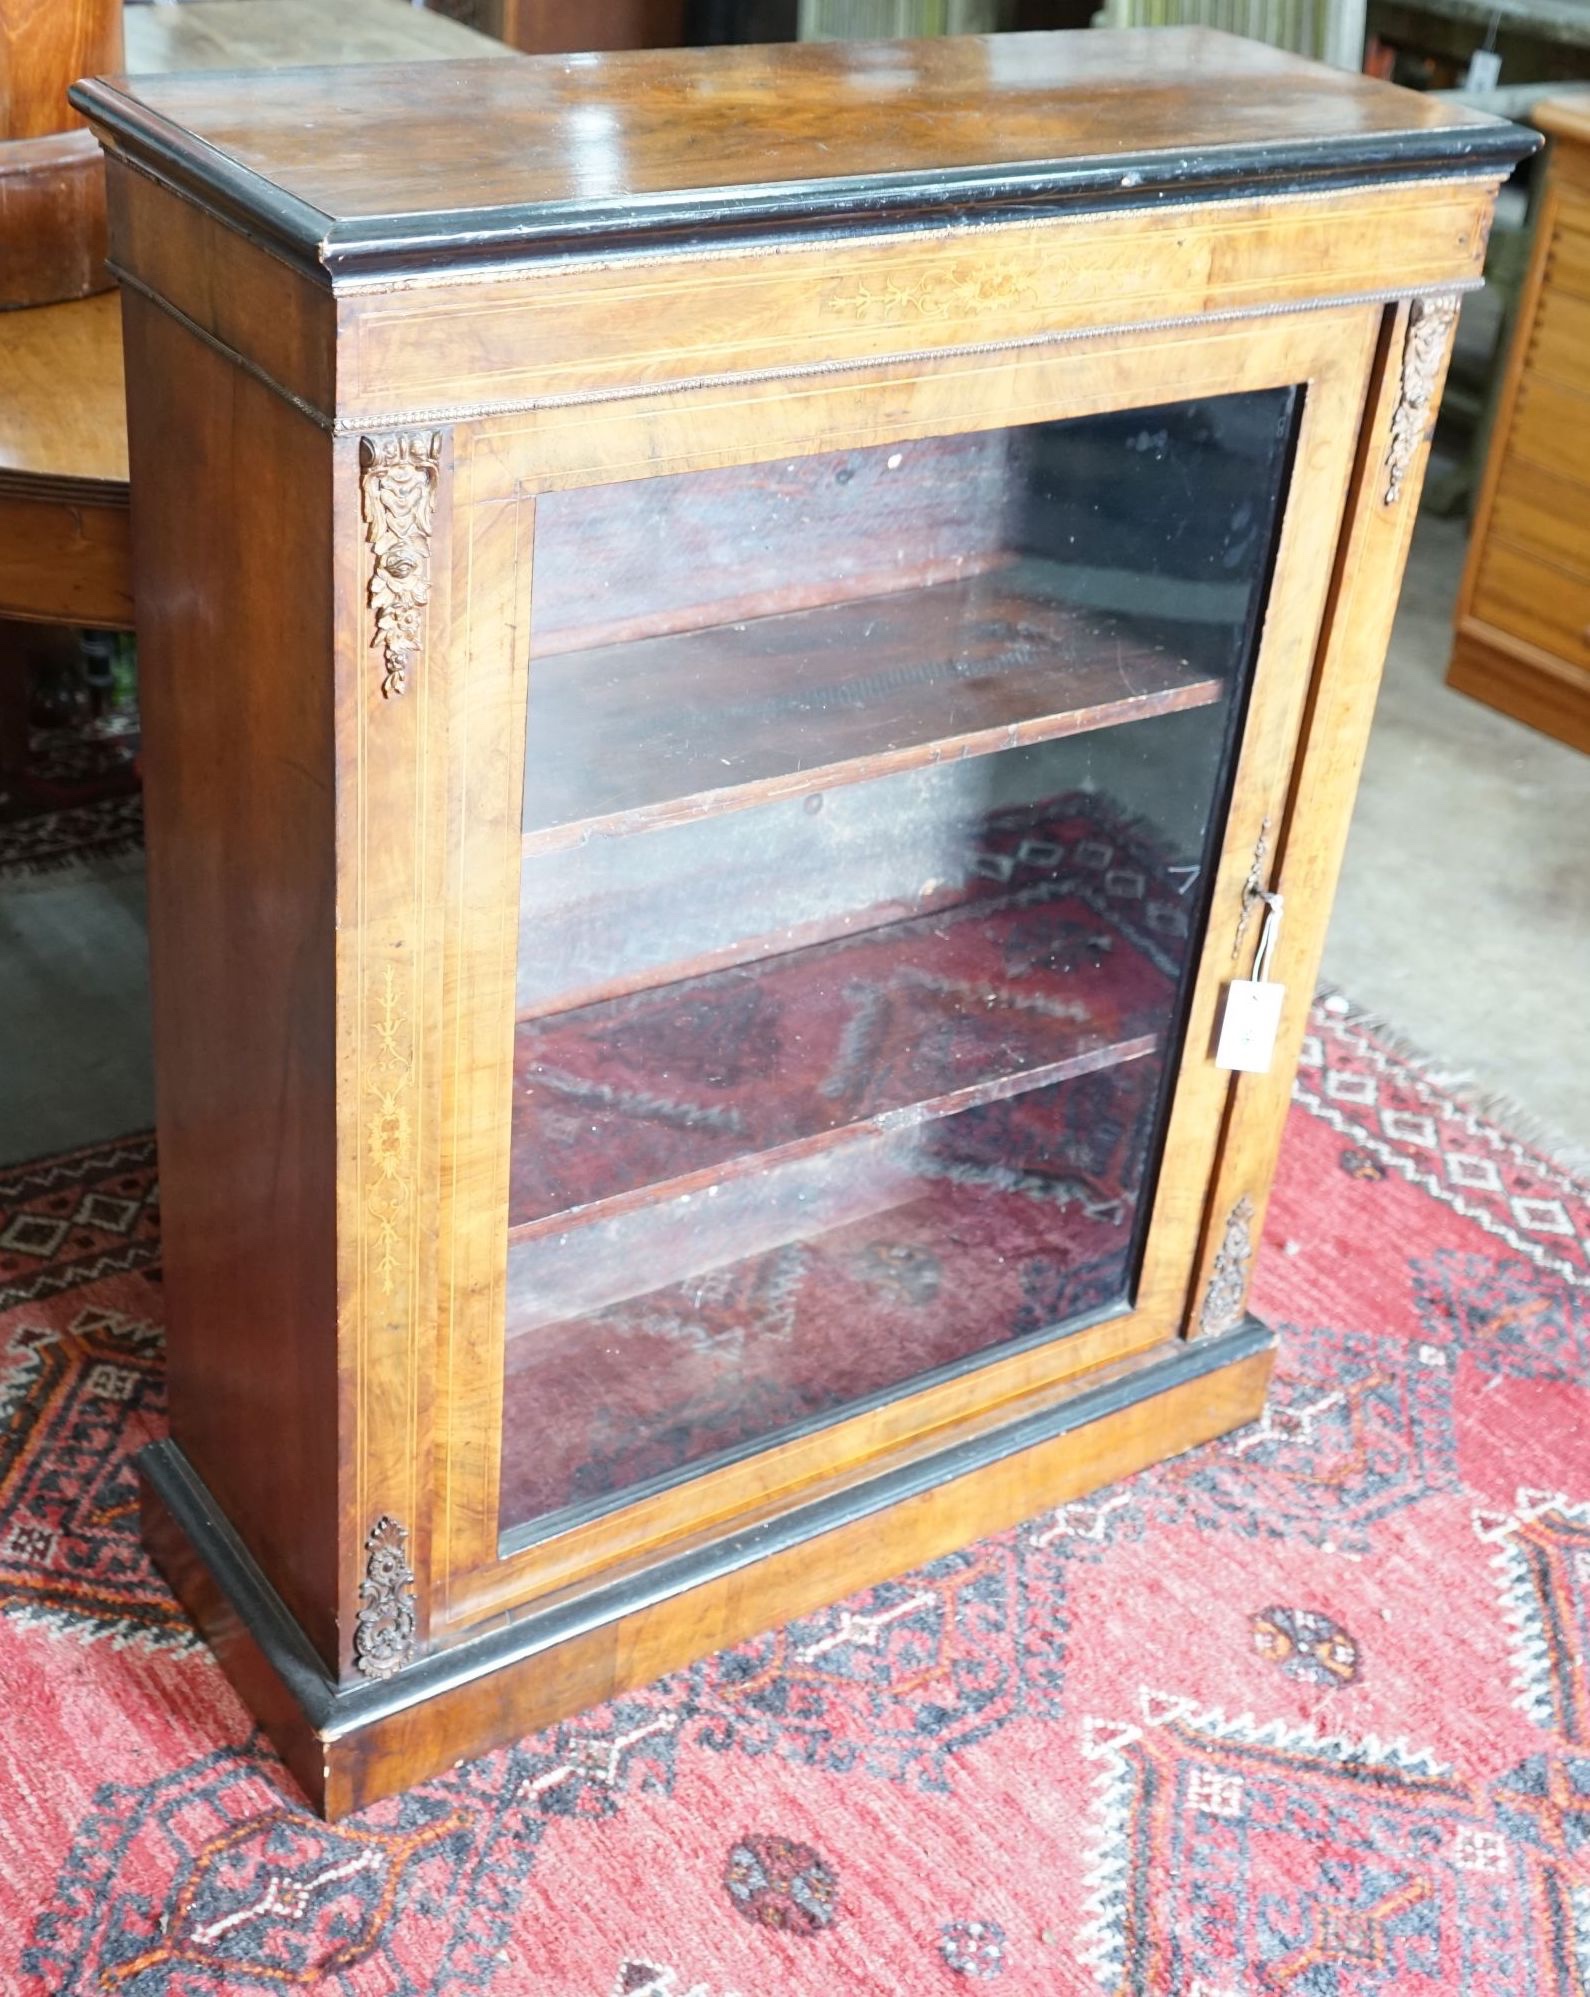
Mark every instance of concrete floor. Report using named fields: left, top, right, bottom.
left=0, top=856, right=153, bottom=1160
left=1, top=504, right=1586, bottom=1172
left=1323, top=508, right=1590, bottom=1168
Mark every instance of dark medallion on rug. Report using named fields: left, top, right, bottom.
left=1414, top=1249, right=1588, bottom=1384
left=1478, top=1493, right=1590, bottom=1742
left=1251, top=1603, right=1362, bottom=1686
left=724, top=1833, right=838, bottom=1936
left=939, top=1916, right=1007, bottom=1978
left=1080, top=1697, right=1508, bottom=1992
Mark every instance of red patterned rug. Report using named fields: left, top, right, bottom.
left=503, top=792, right=1180, bottom=1530
left=0, top=721, right=143, bottom=883
left=1, top=1004, right=1586, bottom=1995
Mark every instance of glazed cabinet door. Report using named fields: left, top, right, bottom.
left=500, top=393, right=1290, bottom=1541
left=432, top=303, right=1383, bottom=1628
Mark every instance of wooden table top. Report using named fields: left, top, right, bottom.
left=0, top=0, right=502, bottom=498
left=74, top=29, right=1526, bottom=281
left=0, top=291, right=126, bottom=493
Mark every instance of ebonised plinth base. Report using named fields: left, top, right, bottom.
left=141, top=1316, right=1275, bottom=1819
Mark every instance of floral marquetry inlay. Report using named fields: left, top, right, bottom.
left=360, top=430, right=443, bottom=698
left=825, top=265, right=1040, bottom=325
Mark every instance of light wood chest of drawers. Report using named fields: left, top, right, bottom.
left=1450, top=97, right=1590, bottom=754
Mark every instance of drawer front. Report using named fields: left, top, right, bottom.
left=1525, top=276, right=1590, bottom=395
left=1484, top=458, right=1590, bottom=580
left=1543, top=216, right=1590, bottom=307
left=1505, top=374, right=1590, bottom=504
left=1471, top=538, right=1590, bottom=671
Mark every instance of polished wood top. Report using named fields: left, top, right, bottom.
left=0, top=0, right=499, bottom=496
left=74, top=30, right=1531, bottom=283
left=122, top=0, right=497, bottom=74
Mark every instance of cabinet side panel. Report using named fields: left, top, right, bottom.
left=121, top=289, right=341, bottom=1666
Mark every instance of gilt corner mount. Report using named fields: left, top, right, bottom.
left=360, top=431, right=444, bottom=698
left=352, top=1514, right=417, bottom=1680
left=1384, top=295, right=1461, bottom=507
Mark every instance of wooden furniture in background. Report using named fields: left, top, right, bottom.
left=424, top=0, right=689, bottom=52
left=74, top=28, right=1526, bottom=1817
left=683, top=2, right=1097, bottom=42
left=1448, top=96, right=1590, bottom=752
left=0, top=292, right=129, bottom=630
left=1454, top=91, right=1590, bottom=754
left=0, top=0, right=502, bottom=638
left=0, top=0, right=122, bottom=307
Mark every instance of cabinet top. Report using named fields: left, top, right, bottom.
left=73, top=28, right=1531, bottom=285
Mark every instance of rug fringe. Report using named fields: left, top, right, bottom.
left=1315, top=984, right=1590, bottom=1183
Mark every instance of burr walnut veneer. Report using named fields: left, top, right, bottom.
left=73, top=30, right=1528, bottom=1817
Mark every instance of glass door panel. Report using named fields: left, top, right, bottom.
left=500, top=388, right=1297, bottom=1545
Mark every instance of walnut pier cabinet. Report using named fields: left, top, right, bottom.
left=74, top=32, right=1528, bottom=1817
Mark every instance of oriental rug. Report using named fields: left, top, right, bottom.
left=0, top=721, right=143, bottom=885
left=1, top=1002, right=1587, bottom=1995
left=503, top=792, right=1181, bottom=1529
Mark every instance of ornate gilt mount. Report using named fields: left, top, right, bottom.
left=353, top=1513, right=417, bottom=1681
left=359, top=431, right=443, bottom=698
left=1198, top=1196, right=1255, bottom=1338
left=1383, top=295, right=1460, bottom=506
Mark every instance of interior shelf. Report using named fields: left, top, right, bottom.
left=521, top=571, right=1223, bottom=852
left=507, top=867, right=1176, bottom=1240
left=498, top=1046, right=1161, bottom=1534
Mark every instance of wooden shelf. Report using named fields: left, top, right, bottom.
left=497, top=1043, right=1164, bottom=1532
left=506, top=873, right=1174, bottom=1239
left=509, top=1025, right=1158, bottom=1247
left=521, top=574, right=1223, bottom=853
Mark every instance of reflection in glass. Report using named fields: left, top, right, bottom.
left=501, top=390, right=1296, bottom=1540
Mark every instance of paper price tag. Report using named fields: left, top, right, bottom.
left=1216, top=892, right=1285, bottom=1074
left=1215, top=976, right=1287, bottom=1072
